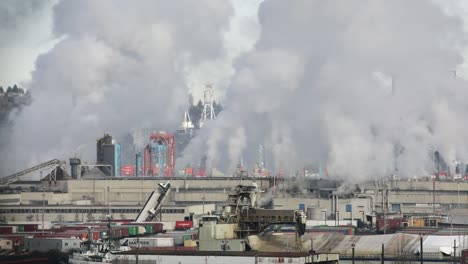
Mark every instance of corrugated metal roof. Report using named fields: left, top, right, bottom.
left=247, top=233, right=468, bottom=255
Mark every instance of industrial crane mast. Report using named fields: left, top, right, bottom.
left=134, top=181, right=171, bottom=222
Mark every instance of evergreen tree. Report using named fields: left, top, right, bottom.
left=11, top=84, right=19, bottom=93
left=189, top=100, right=203, bottom=127
left=6, top=86, right=12, bottom=93
left=213, top=100, right=223, bottom=116
left=0, top=86, right=3, bottom=94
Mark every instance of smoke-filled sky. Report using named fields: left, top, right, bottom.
left=2, top=0, right=468, bottom=183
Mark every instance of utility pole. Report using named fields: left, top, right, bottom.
left=432, top=180, right=436, bottom=214
left=381, top=243, right=385, bottom=264
left=41, top=189, right=45, bottom=235
left=453, top=239, right=457, bottom=264
left=107, top=186, right=111, bottom=216
left=420, top=234, right=423, bottom=264
left=88, top=227, right=93, bottom=251
left=136, top=231, right=139, bottom=264
left=202, top=191, right=206, bottom=214
left=107, top=215, right=112, bottom=252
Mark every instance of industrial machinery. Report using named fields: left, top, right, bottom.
left=222, top=183, right=306, bottom=237
left=0, top=159, right=65, bottom=185
left=143, top=132, right=175, bottom=177
left=134, top=181, right=171, bottom=222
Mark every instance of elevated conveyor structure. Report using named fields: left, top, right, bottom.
left=0, top=159, right=65, bottom=186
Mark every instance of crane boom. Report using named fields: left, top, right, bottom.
left=134, top=181, right=171, bottom=222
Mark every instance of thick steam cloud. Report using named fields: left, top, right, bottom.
left=185, top=0, right=468, bottom=182
left=0, top=0, right=233, bottom=175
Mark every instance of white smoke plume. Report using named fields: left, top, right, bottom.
left=184, top=0, right=468, bottom=183
left=0, top=0, right=233, bottom=175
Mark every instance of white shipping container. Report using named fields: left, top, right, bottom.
left=155, top=237, right=174, bottom=247
left=120, top=237, right=174, bottom=248
left=160, top=221, right=175, bottom=231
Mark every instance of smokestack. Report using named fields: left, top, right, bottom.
left=69, top=158, right=81, bottom=179
left=135, top=152, right=142, bottom=177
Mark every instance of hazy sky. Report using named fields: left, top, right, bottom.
left=0, top=0, right=262, bottom=98
left=0, top=0, right=59, bottom=86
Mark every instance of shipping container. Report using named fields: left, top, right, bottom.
left=23, top=224, right=39, bottom=232
left=175, top=221, right=193, bottom=230
left=411, top=218, right=425, bottom=227
left=121, top=165, right=135, bottom=176
left=145, top=225, right=153, bottom=234
left=184, top=239, right=197, bottom=247
left=120, top=237, right=174, bottom=248
left=160, top=221, right=175, bottom=231
left=121, top=228, right=129, bottom=237
left=92, top=231, right=100, bottom=241
left=152, top=223, right=163, bottom=233
left=128, top=226, right=138, bottom=236
left=0, top=226, right=15, bottom=234
left=173, top=236, right=184, bottom=246
left=377, top=218, right=403, bottom=233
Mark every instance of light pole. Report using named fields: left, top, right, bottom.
left=87, top=226, right=93, bottom=251
left=359, top=211, right=365, bottom=226
left=41, top=189, right=45, bottom=235
left=420, top=234, right=423, bottom=264
left=107, top=186, right=111, bottom=216
left=107, top=215, right=112, bottom=252
left=352, top=243, right=355, bottom=264
left=202, top=191, right=206, bottom=214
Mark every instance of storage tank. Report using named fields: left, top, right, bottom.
left=307, top=207, right=320, bottom=220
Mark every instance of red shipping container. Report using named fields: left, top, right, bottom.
left=121, top=228, right=129, bottom=237
left=175, top=221, right=193, bottom=230
left=121, top=165, right=135, bottom=176
left=377, top=218, right=402, bottom=232
left=23, top=224, right=39, bottom=232
left=152, top=223, right=163, bottom=233
left=0, top=226, right=14, bottom=234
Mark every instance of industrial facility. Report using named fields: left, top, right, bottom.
left=1, top=88, right=468, bottom=263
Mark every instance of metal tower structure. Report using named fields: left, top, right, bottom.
left=258, top=144, right=265, bottom=170
left=199, top=84, right=216, bottom=128
left=181, top=110, right=194, bottom=131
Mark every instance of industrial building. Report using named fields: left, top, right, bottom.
left=96, top=134, right=121, bottom=177
left=1, top=175, right=468, bottom=226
